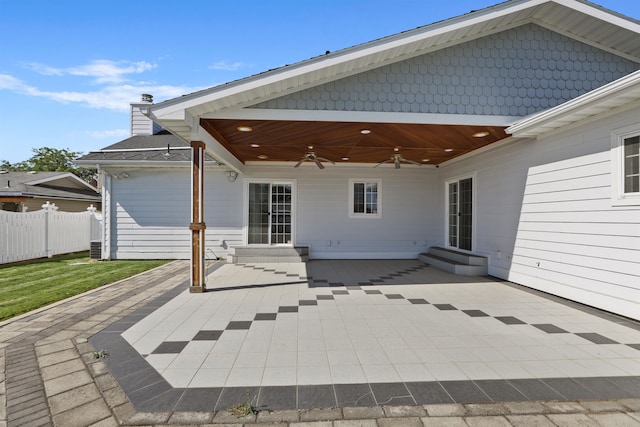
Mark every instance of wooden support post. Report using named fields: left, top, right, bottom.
left=189, top=141, right=206, bottom=292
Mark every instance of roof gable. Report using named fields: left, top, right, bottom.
left=150, top=0, right=640, bottom=127
left=250, top=23, right=639, bottom=118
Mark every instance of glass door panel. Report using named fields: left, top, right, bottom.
left=248, top=182, right=293, bottom=245
left=447, top=177, right=472, bottom=251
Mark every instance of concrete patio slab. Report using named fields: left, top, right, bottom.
left=1, top=260, right=640, bottom=426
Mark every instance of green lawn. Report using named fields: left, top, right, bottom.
left=0, top=252, right=169, bottom=322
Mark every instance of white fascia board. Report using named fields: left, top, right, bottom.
left=556, top=0, right=640, bottom=32
left=149, top=0, right=547, bottom=120
left=204, top=109, right=521, bottom=126
left=507, top=69, right=640, bottom=138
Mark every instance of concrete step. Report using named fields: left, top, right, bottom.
left=428, top=246, right=487, bottom=266
left=227, top=246, right=309, bottom=263
left=419, top=246, right=488, bottom=276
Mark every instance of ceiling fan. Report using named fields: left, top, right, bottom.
left=375, top=148, right=421, bottom=169
left=294, top=146, right=334, bottom=169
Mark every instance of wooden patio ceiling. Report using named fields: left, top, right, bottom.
left=200, top=119, right=509, bottom=166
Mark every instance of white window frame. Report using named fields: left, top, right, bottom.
left=349, top=178, right=382, bottom=218
left=611, top=124, right=640, bottom=206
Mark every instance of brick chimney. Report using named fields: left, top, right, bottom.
left=130, top=94, right=162, bottom=136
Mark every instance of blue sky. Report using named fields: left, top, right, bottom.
left=1, top=0, right=639, bottom=164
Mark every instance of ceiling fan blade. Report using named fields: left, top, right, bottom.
left=404, top=159, right=422, bottom=166
left=294, top=159, right=305, bottom=168
left=316, top=157, right=334, bottom=164
left=315, top=159, right=325, bottom=169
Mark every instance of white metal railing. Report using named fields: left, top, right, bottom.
left=0, top=202, right=102, bottom=264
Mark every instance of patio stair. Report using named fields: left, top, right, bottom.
left=227, top=246, right=309, bottom=263
left=419, top=246, right=488, bottom=276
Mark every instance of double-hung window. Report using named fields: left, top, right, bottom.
left=349, top=179, right=381, bottom=218
left=612, top=125, right=640, bottom=206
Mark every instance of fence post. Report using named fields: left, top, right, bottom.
left=41, top=201, right=58, bottom=258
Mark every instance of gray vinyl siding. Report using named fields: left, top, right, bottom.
left=440, top=106, right=640, bottom=320
left=109, top=168, right=243, bottom=259
left=251, top=24, right=640, bottom=117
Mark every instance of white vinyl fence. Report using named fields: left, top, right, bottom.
left=0, top=202, right=102, bottom=264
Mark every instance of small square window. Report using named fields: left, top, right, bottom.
left=349, top=179, right=381, bottom=218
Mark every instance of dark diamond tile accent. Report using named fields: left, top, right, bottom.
left=193, top=330, right=223, bottom=341
left=298, top=384, right=337, bottom=409
left=286, top=274, right=298, bottom=277
left=385, top=294, right=405, bottom=300
left=175, top=388, right=222, bottom=411
left=370, top=382, right=416, bottom=406
left=335, top=383, right=376, bottom=407
left=358, top=282, right=374, bottom=286
left=440, top=380, right=492, bottom=403
left=405, top=381, right=454, bottom=404
left=541, top=378, right=598, bottom=400
left=299, top=300, right=318, bottom=306
left=317, top=295, right=335, bottom=300
left=254, top=313, right=278, bottom=321
left=253, top=267, right=265, bottom=270
left=495, top=316, right=526, bottom=325
left=408, top=298, right=429, bottom=304
left=151, top=341, right=189, bottom=354
left=474, top=379, right=527, bottom=402
left=364, top=290, right=383, bottom=295
left=463, top=310, right=489, bottom=317
left=257, top=386, right=297, bottom=411
left=532, top=324, right=569, bottom=334
left=226, top=321, right=252, bottom=330
left=275, top=271, right=287, bottom=275
left=330, top=283, right=345, bottom=287
left=508, top=379, right=564, bottom=401
left=388, top=273, right=403, bottom=277
left=264, top=269, right=275, bottom=272
left=575, top=333, right=619, bottom=344
left=628, top=344, right=640, bottom=351
left=332, top=290, right=349, bottom=295
left=434, top=304, right=457, bottom=311
left=278, top=306, right=298, bottom=313
left=346, top=286, right=362, bottom=290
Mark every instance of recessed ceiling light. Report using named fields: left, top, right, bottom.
left=342, top=157, right=350, bottom=161
left=360, top=129, right=371, bottom=135
left=257, top=154, right=268, bottom=159
left=422, top=159, right=430, bottom=162
left=250, top=143, right=260, bottom=148
left=444, top=148, right=453, bottom=152
left=473, top=131, right=490, bottom=138
left=237, top=126, right=253, bottom=132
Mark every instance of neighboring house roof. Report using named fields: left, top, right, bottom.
left=507, top=68, right=640, bottom=137
left=0, top=171, right=101, bottom=202
left=76, top=131, right=220, bottom=165
left=144, top=0, right=640, bottom=171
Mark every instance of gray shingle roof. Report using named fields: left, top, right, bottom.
left=77, top=131, right=219, bottom=164
left=0, top=172, right=100, bottom=201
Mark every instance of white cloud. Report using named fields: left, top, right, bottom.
left=209, top=60, right=249, bottom=71
left=0, top=64, right=205, bottom=111
left=26, top=60, right=157, bottom=84
left=85, top=129, right=129, bottom=139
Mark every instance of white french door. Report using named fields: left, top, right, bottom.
left=247, top=182, right=293, bottom=245
left=446, top=176, right=474, bottom=251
